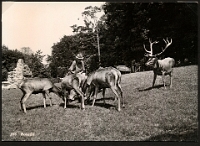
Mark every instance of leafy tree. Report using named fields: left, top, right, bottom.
left=20, top=47, right=33, bottom=55
left=2, top=45, right=25, bottom=72
left=48, top=35, right=76, bottom=77
left=49, top=6, right=105, bottom=77
left=2, top=45, right=49, bottom=79
left=102, top=3, right=148, bottom=66
left=27, top=50, right=49, bottom=77
left=82, top=6, right=102, bottom=66
left=2, top=45, right=26, bottom=80
left=102, top=2, right=198, bottom=66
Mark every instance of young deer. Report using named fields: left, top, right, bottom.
left=143, top=38, right=175, bottom=89
left=19, top=78, right=63, bottom=113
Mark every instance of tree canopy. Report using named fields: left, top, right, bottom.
left=48, top=2, right=197, bottom=76
left=3, top=3, right=197, bottom=79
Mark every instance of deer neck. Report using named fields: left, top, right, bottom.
left=153, top=58, right=159, bottom=69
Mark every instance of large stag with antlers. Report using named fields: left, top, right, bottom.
left=143, top=38, right=175, bottom=89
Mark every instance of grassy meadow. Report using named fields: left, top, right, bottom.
left=2, top=65, right=198, bottom=141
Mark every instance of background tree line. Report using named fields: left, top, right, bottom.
left=48, top=2, right=197, bottom=77
left=2, top=46, right=50, bottom=81
left=2, top=2, right=198, bottom=79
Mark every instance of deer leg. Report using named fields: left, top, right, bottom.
left=20, top=92, right=32, bottom=113
left=162, top=72, right=166, bottom=89
left=152, top=73, right=157, bottom=87
left=102, top=88, right=106, bottom=105
left=110, top=86, right=121, bottom=112
left=74, top=87, right=85, bottom=110
left=89, top=86, right=95, bottom=103
left=63, top=89, right=67, bottom=109
left=113, top=85, right=117, bottom=102
left=42, top=93, right=47, bottom=108
left=85, top=86, right=93, bottom=105
left=61, top=84, right=69, bottom=109
left=72, top=81, right=85, bottom=110
left=67, top=91, right=70, bottom=105
left=92, top=86, right=99, bottom=107
left=20, top=91, right=25, bottom=111
left=45, top=90, right=52, bottom=107
left=117, top=84, right=124, bottom=108
left=169, top=72, right=173, bottom=88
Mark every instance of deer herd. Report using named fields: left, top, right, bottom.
left=18, top=38, right=175, bottom=113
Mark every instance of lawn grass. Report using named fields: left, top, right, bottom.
left=2, top=65, right=198, bottom=141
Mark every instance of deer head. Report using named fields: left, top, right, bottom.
left=144, top=38, right=172, bottom=67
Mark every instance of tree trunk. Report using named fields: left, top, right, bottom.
left=96, top=31, right=101, bottom=67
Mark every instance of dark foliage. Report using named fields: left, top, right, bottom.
left=102, top=3, right=197, bottom=66
left=48, top=3, right=197, bottom=77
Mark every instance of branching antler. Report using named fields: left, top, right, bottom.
left=143, top=38, right=159, bottom=57
left=154, top=38, right=172, bottom=57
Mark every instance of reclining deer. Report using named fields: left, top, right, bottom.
left=19, top=78, right=63, bottom=113
left=143, top=38, right=175, bottom=89
left=83, top=67, right=124, bottom=111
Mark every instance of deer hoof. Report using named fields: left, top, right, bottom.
left=81, top=106, right=85, bottom=110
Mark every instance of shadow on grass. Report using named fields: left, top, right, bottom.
left=138, top=84, right=164, bottom=91
left=93, top=102, right=116, bottom=109
left=86, top=97, right=116, bottom=109
left=144, top=129, right=198, bottom=141
left=26, top=104, right=52, bottom=111
left=59, top=103, right=80, bottom=109
left=26, top=102, right=80, bottom=111
left=86, top=97, right=115, bottom=103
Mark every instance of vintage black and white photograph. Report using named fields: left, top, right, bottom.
left=2, top=1, right=198, bottom=141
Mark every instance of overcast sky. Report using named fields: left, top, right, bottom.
left=2, top=2, right=105, bottom=63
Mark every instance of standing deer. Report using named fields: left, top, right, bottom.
left=82, top=67, right=124, bottom=111
left=143, top=38, right=175, bottom=89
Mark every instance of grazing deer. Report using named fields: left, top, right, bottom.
left=143, top=38, right=175, bottom=89
left=19, top=78, right=63, bottom=113
left=83, top=67, right=124, bottom=111
left=61, top=72, right=87, bottom=110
